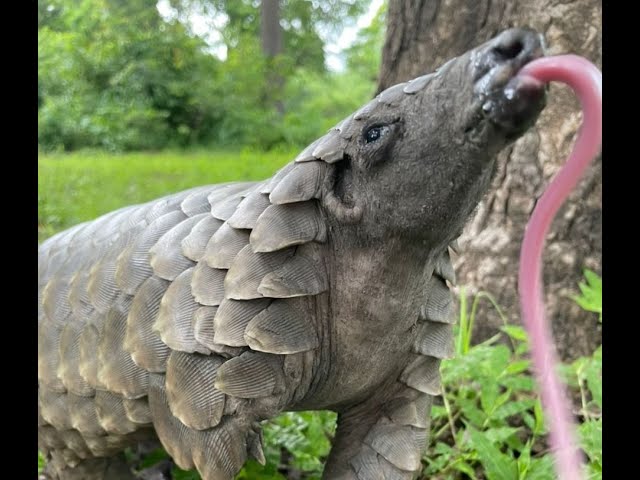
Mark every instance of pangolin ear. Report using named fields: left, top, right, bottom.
left=313, top=117, right=364, bottom=223
left=321, top=157, right=363, bottom=224
left=268, top=117, right=363, bottom=224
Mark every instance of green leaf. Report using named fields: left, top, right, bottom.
left=505, top=359, right=531, bottom=375
left=516, top=442, right=532, bottom=478
left=585, top=458, right=603, bottom=480
left=557, top=362, right=580, bottom=388
left=500, top=325, right=529, bottom=343
left=484, top=389, right=512, bottom=421
left=138, top=447, right=170, bottom=469
left=171, top=467, right=201, bottom=480
left=493, top=399, right=535, bottom=420
left=453, top=459, right=478, bottom=478
left=459, top=397, right=487, bottom=427
left=262, top=411, right=336, bottom=476
left=423, top=442, right=457, bottom=475
left=237, top=460, right=287, bottom=479
left=571, top=269, right=602, bottom=321
left=480, top=381, right=500, bottom=415
left=579, top=418, right=602, bottom=467
left=584, top=353, right=602, bottom=409
left=38, top=451, right=46, bottom=475
left=432, top=441, right=455, bottom=456
left=504, top=433, right=526, bottom=454
left=431, top=404, right=448, bottom=420
left=533, top=399, right=547, bottom=435
left=484, top=427, right=521, bottom=443
left=583, top=269, right=602, bottom=292
left=500, top=374, right=535, bottom=392
left=467, top=425, right=518, bottom=480
left=458, top=286, right=471, bottom=355
left=515, top=340, right=531, bottom=356
left=522, top=412, right=535, bottom=431
left=524, top=455, right=555, bottom=480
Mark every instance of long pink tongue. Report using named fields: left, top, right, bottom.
left=516, top=55, right=601, bottom=480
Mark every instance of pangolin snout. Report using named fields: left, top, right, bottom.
left=473, top=28, right=547, bottom=136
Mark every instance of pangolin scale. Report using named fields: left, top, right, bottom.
left=38, top=29, right=547, bottom=479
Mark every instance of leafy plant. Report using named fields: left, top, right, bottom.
left=571, top=269, right=602, bottom=322
left=237, top=411, right=337, bottom=479
left=424, top=281, right=602, bottom=480
left=168, top=411, right=337, bottom=480
left=559, top=271, right=602, bottom=478
left=38, top=450, right=46, bottom=476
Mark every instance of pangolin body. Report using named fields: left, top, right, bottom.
left=38, top=29, right=547, bottom=479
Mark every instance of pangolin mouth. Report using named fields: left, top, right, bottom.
left=472, top=28, right=547, bottom=138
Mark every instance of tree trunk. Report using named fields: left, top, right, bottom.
left=261, top=0, right=284, bottom=116
left=378, top=0, right=602, bottom=360
left=260, top=0, right=282, bottom=57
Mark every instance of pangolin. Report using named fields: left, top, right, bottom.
left=38, top=28, right=547, bottom=480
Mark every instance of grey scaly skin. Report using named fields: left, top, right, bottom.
left=38, top=28, right=546, bottom=480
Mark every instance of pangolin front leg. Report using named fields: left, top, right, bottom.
left=323, top=385, right=434, bottom=480
left=323, top=253, right=457, bottom=480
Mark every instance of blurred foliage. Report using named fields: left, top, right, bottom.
left=169, top=0, right=370, bottom=72
left=38, top=0, right=384, bottom=152
left=38, top=450, right=46, bottom=476
left=39, top=0, right=221, bottom=150
left=344, top=0, right=386, bottom=82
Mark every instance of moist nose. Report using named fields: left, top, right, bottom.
left=483, top=28, right=545, bottom=70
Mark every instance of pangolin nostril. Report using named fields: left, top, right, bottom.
left=493, top=40, right=524, bottom=61
left=472, top=29, right=544, bottom=84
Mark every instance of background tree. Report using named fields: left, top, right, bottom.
left=170, top=0, right=370, bottom=72
left=260, top=0, right=282, bottom=58
left=377, top=0, right=602, bottom=360
left=260, top=0, right=284, bottom=115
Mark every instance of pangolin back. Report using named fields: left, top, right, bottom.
left=38, top=144, right=351, bottom=478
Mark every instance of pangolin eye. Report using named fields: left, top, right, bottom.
left=364, top=125, right=390, bottom=144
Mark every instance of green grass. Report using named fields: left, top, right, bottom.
left=38, top=151, right=602, bottom=479
left=38, top=149, right=295, bottom=243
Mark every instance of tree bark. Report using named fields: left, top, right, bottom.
left=260, top=0, right=282, bottom=57
left=378, top=0, right=602, bottom=360
left=261, top=0, right=285, bottom=116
